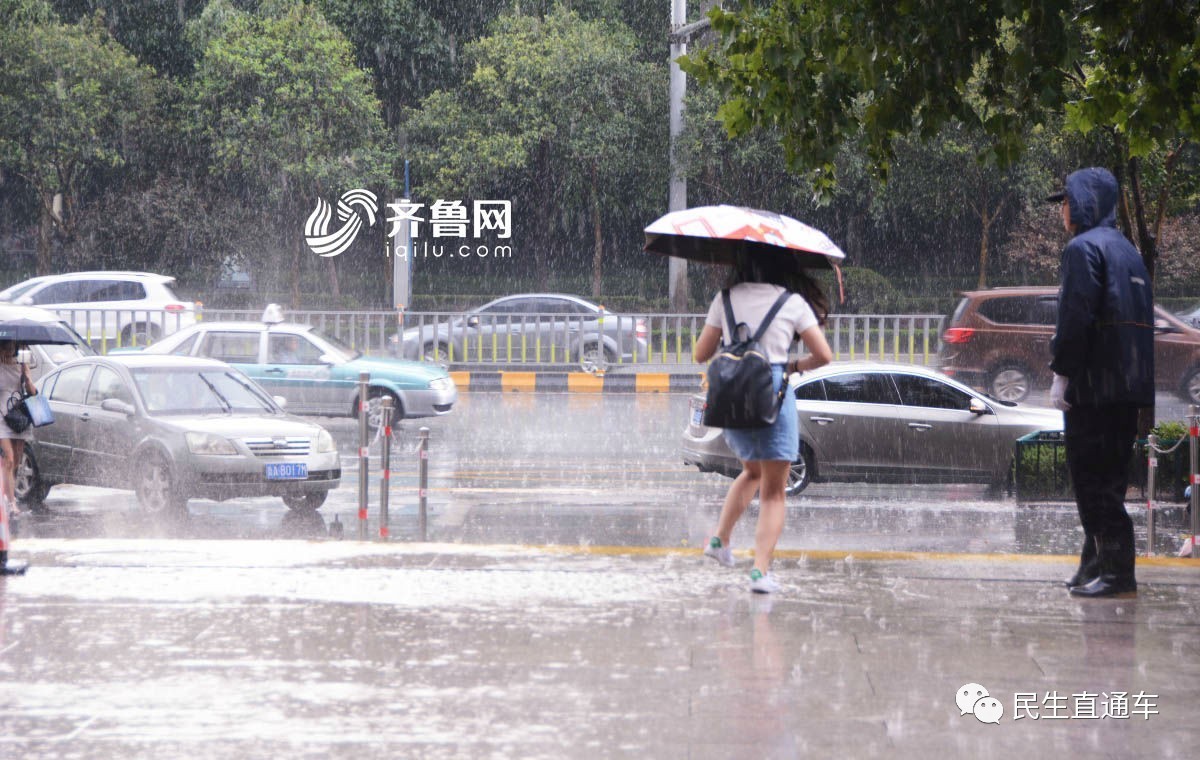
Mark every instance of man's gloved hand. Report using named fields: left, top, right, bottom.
left=1050, top=374, right=1071, bottom=411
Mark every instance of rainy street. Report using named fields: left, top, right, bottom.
left=10, top=390, right=1197, bottom=556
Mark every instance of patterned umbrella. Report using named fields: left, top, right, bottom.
left=643, top=205, right=846, bottom=269
left=0, top=318, right=79, bottom=345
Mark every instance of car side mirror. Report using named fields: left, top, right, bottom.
left=968, top=398, right=991, bottom=415
left=317, top=353, right=337, bottom=365
left=16, top=296, right=33, bottom=306
left=466, top=315, right=481, bottom=329
left=100, top=398, right=136, bottom=416
left=273, top=395, right=287, bottom=409
left=1154, top=319, right=1178, bottom=334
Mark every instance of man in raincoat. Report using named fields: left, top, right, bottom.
left=1047, top=167, right=1154, bottom=599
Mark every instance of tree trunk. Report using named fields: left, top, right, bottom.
left=976, top=205, right=990, bottom=290
left=36, top=193, right=54, bottom=276
left=591, top=171, right=602, bottom=299
left=327, top=256, right=341, bottom=303
left=291, top=231, right=302, bottom=310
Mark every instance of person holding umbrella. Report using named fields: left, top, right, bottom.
left=693, top=252, right=833, bottom=593
left=644, top=205, right=843, bottom=593
left=0, top=339, right=37, bottom=513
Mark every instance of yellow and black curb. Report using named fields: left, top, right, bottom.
left=448, top=371, right=703, bottom=393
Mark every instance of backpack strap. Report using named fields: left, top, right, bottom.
left=751, top=290, right=794, bottom=343
left=720, top=289, right=738, bottom=345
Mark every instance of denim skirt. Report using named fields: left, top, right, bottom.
left=721, top=364, right=799, bottom=463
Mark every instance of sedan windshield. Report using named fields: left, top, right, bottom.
left=132, top=368, right=277, bottom=414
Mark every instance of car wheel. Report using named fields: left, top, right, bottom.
left=579, top=343, right=615, bottom=373
left=365, top=388, right=403, bottom=431
left=422, top=342, right=452, bottom=364
left=1181, top=366, right=1200, bottom=405
left=135, top=451, right=187, bottom=514
left=988, top=363, right=1032, bottom=403
left=785, top=444, right=814, bottom=496
left=121, top=322, right=161, bottom=347
left=282, top=491, right=328, bottom=512
left=14, top=449, right=50, bottom=513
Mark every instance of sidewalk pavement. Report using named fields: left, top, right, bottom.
left=1, top=539, right=1196, bottom=759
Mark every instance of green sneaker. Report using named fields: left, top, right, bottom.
left=703, top=536, right=735, bottom=567
left=749, top=568, right=781, bottom=594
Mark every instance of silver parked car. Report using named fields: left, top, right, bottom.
left=396, top=293, right=649, bottom=372
left=682, top=362, right=1064, bottom=496
left=17, top=355, right=342, bottom=514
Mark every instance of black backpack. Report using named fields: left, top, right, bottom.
left=702, top=289, right=792, bottom=429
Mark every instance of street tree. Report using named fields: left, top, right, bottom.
left=188, top=0, right=388, bottom=307
left=0, top=6, right=156, bottom=274
left=404, top=7, right=666, bottom=298
left=682, top=0, right=1200, bottom=277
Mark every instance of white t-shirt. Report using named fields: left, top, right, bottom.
left=704, top=282, right=819, bottom=363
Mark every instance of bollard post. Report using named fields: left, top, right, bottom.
left=418, top=426, right=429, bottom=542
left=357, top=372, right=370, bottom=541
left=378, top=396, right=393, bottom=541
left=1190, top=406, right=1199, bottom=558
left=1146, top=434, right=1157, bottom=557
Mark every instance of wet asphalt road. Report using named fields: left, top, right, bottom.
left=10, top=392, right=1196, bottom=556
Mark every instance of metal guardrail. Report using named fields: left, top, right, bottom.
left=48, top=307, right=198, bottom=352
left=77, top=307, right=946, bottom=366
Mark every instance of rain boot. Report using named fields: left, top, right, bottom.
left=1069, top=535, right=1137, bottom=599
left=1065, top=534, right=1100, bottom=589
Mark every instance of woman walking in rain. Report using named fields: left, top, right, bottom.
left=694, top=252, right=833, bottom=593
left=0, top=340, right=36, bottom=513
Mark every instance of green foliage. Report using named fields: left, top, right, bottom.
left=404, top=6, right=667, bottom=295
left=188, top=2, right=388, bottom=203
left=0, top=9, right=157, bottom=268
left=1014, top=434, right=1072, bottom=501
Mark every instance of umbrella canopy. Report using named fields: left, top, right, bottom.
left=0, top=318, right=80, bottom=345
left=643, top=205, right=846, bottom=270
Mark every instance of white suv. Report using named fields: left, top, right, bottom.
left=0, top=271, right=198, bottom=346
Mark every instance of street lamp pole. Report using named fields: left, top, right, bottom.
left=668, top=0, right=689, bottom=313
left=668, top=5, right=710, bottom=313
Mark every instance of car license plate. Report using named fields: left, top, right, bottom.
left=265, top=463, right=308, bottom=480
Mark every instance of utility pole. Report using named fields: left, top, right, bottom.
left=668, top=4, right=710, bottom=313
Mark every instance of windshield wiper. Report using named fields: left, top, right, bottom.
left=226, top=373, right=276, bottom=411
left=198, top=373, right=233, bottom=414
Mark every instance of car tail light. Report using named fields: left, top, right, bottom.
left=942, top=327, right=975, bottom=344
left=635, top=319, right=647, bottom=340
left=165, top=303, right=187, bottom=313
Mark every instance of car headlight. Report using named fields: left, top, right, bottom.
left=316, top=429, right=336, bottom=453
left=185, top=432, right=237, bottom=455
left=428, top=376, right=453, bottom=391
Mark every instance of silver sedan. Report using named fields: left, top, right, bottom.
left=682, top=361, right=1064, bottom=496
left=17, top=355, right=341, bottom=514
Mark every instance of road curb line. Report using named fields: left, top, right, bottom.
left=449, top=370, right=703, bottom=393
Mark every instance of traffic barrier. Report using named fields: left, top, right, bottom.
left=195, top=308, right=946, bottom=366
left=417, top=427, right=430, bottom=542
left=378, top=396, right=394, bottom=541
left=1189, top=406, right=1199, bottom=558
left=357, top=372, right=370, bottom=540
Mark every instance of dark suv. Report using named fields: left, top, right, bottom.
left=938, top=287, right=1200, bottom=404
